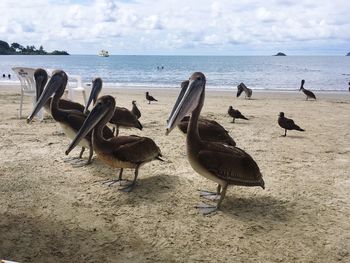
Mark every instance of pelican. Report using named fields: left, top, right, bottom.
left=166, top=72, right=264, bottom=214
left=348, top=81, right=350, bottom=92
left=278, top=112, right=305, bottom=136
left=66, top=95, right=163, bottom=192
left=34, top=68, right=86, bottom=115
left=299, top=80, right=316, bottom=100
left=236, top=83, right=252, bottom=99
left=131, top=100, right=141, bottom=119
left=228, top=106, right=248, bottom=123
left=85, top=78, right=143, bottom=136
left=146, top=92, right=158, bottom=104
left=170, top=80, right=236, bottom=146
left=28, top=70, right=114, bottom=165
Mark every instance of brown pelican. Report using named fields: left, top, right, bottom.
left=348, top=81, right=350, bottom=92
left=278, top=112, right=305, bottom=136
left=66, top=95, right=163, bottom=192
left=166, top=72, right=264, bottom=214
left=34, top=68, right=86, bottom=115
left=228, top=106, right=248, bottom=123
left=146, top=92, right=158, bottom=104
left=131, top=100, right=141, bottom=119
left=299, top=80, right=316, bottom=100
left=85, top=78, right=142, bottom=136
left=170, top=80, right=236, bottom=146
left=236, top=83, right=252, bottom=99
left=28, top=70, right=114, bottom=165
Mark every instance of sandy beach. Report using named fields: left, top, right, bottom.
left=0, top=85, right=349, bottom=262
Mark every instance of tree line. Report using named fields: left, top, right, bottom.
left=0, top=40, right=69, bottom=55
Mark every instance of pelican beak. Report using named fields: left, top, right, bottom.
left=84, top=78, right=102, bottom=114
left=65, top=100, right=109, bottom=155
left=34, top=69, right=48, bottom=101
left=166, top=79, right=203, bottom=135
left=27, top=72, right=63, bottom=123
left=166, top=80, right=189, bottom=124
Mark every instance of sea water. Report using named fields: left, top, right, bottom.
left=0, top=55, right=349, bottom=91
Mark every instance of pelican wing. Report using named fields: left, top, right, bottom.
left=198, top=144, right=263, bottom=186
left=110, top=136, right=161, bottom=163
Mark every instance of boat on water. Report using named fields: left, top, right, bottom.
left=99, top=50, right=109, bottom=57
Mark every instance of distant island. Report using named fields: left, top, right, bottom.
left=0, top=40, right=69, bottom=55
left=274, top=52, right=287, bottom=56
left=347, top=52, right=350, bottom=56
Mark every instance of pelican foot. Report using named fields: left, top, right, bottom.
left=119, top=182, right=137, bottom=192
left=63, top=156, right=82, bottom=163
left=199, top=190, right=221, bottom=201
left=103, top=179, right=129, bottom=187
left=71, top=160, right=92, bottom=167
left=195, top=202, right=218, bottom=215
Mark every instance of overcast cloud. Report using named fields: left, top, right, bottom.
left=0, top=0, right=349, bottom=55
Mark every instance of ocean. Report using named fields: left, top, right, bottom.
left=0, top=55, right=349, bottom=91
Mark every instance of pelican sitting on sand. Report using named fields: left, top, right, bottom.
left=228, top=106, right=248, bottom=123
left=236, top=83, right=252, bottom=99
left=166, top=72, right=264, bottom=214
left=85, top=78, right=143, bottom=136
left=66, top=95, right=163, bottom=192
left=299, top=80, right=316, bottom=100
left=278, top=112, right=305, bottom=136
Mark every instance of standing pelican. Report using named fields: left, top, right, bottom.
left=278, top=112, right=305, bottom=136
left=34, top=68, right=86, bottom=115
left=236, top=83, right=252, bottom=99
left=28, top=70, right=114, bottom=165
left=131, top=100, right=141, bottom=119
left=228, top=106, right=248, bottom=123
left=66, top=95, right=163, bottom=192
left=85, top=78, right=143, bottom=135
left=170, top=80, right=236, bottom=146
left=166, top=72, right=264, bottom=214
left=299, top=80, right=316, bottom=100
left=348, top=81, right=350, bottom=92
left=146, top=92, right=158, bottom=104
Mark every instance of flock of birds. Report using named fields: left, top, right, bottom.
left=26, top=69, right=315, bottom=214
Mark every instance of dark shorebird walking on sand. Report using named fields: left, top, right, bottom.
left=278, top=112, right=305, bottom=136
left=228, top=106, right=248, bottom=123
left=299, top=80, right=316, bottom=100
left=166, top=72, right=264, bottom=214
left=236, top=83, right=252, bottom=99
left=66, top=95, right=163, bottom=192
left=146, top=92, right=158, bottom=104
left=131, top=100, right=141, bottom=119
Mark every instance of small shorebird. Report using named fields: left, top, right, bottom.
left=236, top=83, right=252, bottom=99
left=228, top=106, right=248, bottom=123
left=66, top=95, right=163, bottom=192
left=28, top=70, right=114, bottom=165
left=299, top=80, right=316, bottom=100
left=131, top=100, right=141, bottom=119
left=166, top=72, right=264, bottom=214
left=146, top=92, right=158, bottom=104
left=85, top=78, right=142, bottom=136
left=278, top=112, right=305, bottom=136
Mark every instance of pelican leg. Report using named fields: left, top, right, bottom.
left=284, top=129, right=287, bottom=137
left=103, top=169, right=128, bottom=186
left=114, top=125, right=119, bottom=136
left=196, top=184, right=227, bottom=215
left=199, top=184, right=221, bottom=200
left=232, top=118, right=235, bottom=123
left=119, top=165, right=140, bottom=192
left=79, top=147, right=85, bottom=158
left=72, top=147, right=94, bottom=167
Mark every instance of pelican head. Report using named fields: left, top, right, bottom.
left=84, top=77, right=102, bottom=114
left=27, top=70, right=67, bottom=123
left=34, top=68, right=48, bottom=100
left=132, top=100, right=137, bottom=105
left=279, top=112, right=285, bottom=117
left=300, top=79, right=305, bottom=90
left=66, top=95, right=116, bottom=155
left=166, top=72, right=206, bottom=135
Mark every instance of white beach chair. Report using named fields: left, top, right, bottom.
left=67, top=75, right=87, bottom=106
left=12, top=67, right=43, bottom=120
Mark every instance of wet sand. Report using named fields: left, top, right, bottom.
left=0, top=85, right=349, bottom=262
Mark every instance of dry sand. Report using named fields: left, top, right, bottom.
left=0, top=85, right=349, bottom=262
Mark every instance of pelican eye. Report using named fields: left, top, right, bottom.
left=197, top=77, right=202, bottom=81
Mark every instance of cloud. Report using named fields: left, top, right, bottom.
left=0, top=0, right=349, bottom=54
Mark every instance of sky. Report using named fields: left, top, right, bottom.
left=0, top=0, right=349, bottom=55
